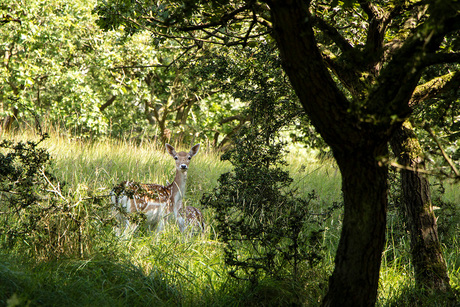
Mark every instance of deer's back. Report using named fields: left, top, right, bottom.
left=112, top=181, right=172, bottom=213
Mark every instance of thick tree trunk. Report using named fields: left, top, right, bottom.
left=321, top=147, right=388, bottom=307
left=390, top=121, right=450, bottom=291
left=268, top=2, right=390, bottom=306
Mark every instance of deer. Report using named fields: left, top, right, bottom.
left=111, top=143, right=205, bottom=235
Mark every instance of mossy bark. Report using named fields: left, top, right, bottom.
left=390, top=121, right=450, bottom=291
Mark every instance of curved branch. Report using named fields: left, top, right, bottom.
left=424, top=124, right=460, bottom=177
left=421, top=52, right=460, bottom=67
left=368, top=1, right=460, bottom=117
left=312, top=16, right=354, bottom=55
left=217, top=114, right=252, bottom=149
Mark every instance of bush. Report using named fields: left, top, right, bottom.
left=0, top=134, right=111, bottom=259
left=202, top=127, right=327, bottom=285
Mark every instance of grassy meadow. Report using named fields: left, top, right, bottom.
left=1, top=129, right=459, bottom=306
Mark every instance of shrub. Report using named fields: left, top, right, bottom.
left=202, top=127, right=326, bottom=285
left=0, top=134, right=110, bottom=259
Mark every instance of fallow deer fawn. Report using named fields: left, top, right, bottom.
left=111, top=143, right=205, bottom=235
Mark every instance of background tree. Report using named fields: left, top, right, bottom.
left=95, top=0, right=460, bottom=305
left=0, top=0, right=110, bottom=136
left=390, top=122, right=450, bottom=291
left=0, top=0, right=245, bottom=144
left=193, top=42, right=303, bottom=148
left=385, top=66, right=460, bottom=292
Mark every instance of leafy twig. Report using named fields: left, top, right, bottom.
left=424, top=124, right=460, bottom=177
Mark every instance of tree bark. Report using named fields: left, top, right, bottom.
left=322, top=146, right=388, bottom=306
left=390, top=121, right=450, bottom=291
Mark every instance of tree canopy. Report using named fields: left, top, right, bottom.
left=0, top=0, right=254, bottom=144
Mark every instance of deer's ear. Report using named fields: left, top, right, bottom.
left=189, top=144, right=200, bottom=157
left=165, top=144, right=177, bottom=158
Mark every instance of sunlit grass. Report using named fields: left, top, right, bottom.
left=1, top=129, right=459, bottom=306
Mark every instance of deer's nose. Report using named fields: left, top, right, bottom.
left=180, top=164, right=188, bottom=170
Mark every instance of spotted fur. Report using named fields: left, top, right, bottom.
left=181, top=205, right=205, bottom=233
left=111, top=143, right=205, bottom=235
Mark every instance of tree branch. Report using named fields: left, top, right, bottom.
left=358, top=1, right=391, bottom=55
left=313, top=14, right=372, bottom=98
left=100, top=95, right=117, bottom=112
left=379, top=157, right=460, bottom=180
left=217, top=114, right=252, bottom=149
left=0, top=15, right=21, bottom=25
left=421, top=52, right=460, bottom=67
left=367, top=1, right=460, bottom=117
left=410, top=71, right=460, bottom=107
left=242, top=8, right=258, bottom=47
left=178, top=3, right=253, bottom=32
left=113, top=64, right=169, bottom=69
left=220, top=114, right=251, bottom=125
left=312, top=16, right=354, bottom=55
left=357, top=0, right=377, bottom=20
left=320, top=48, right=366, bottom=99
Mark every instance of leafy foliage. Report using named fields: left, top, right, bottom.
left=202, top=125, right=328, bottom=284
left=0, top=0, right=109, bottom=136
left=0, top=0, right=246, bottom=145
left=0, top=134, right=110, bottom=259
left=198, top=41, right=334, bottom=284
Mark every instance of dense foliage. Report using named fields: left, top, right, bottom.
left=94, top=1, right=460, bottom=305
left=0, top=0, right=244, bottom=144
left=0, top=0, right=459, bottom=305
left=0, top=134, right=109, bottom=259
left=203, top=126, right=327, bottom=284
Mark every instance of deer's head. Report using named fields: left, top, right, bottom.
left=166, top=143, right=200, bottom=173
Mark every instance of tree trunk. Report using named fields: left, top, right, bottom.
left=321, top=146, right=388, bottom=306
left=2, top=106, right=19, bottom=133
left=390, top=121, right=450, bottom=291
left=268, top=3, right=390, bottom=305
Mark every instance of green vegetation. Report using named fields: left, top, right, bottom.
left=0, top=130, right=458, bottom=306
left=1, top=0, right=459, bottom=305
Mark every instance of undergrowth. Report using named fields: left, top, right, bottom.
left=0, top=129, right=458, bottom=306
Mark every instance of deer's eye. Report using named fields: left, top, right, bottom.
left=188, top=156, right=191, bottom=160
left=174, top=156, right=178, bottom=160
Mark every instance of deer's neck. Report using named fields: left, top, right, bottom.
left=171, top=170, right=187, bottom=208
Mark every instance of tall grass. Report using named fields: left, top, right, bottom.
left=1, top=129, right=459, bottom=306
